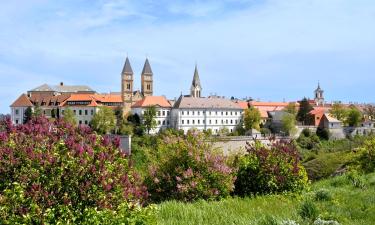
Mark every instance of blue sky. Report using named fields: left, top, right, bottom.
left=1, top=0, right=375, bottom=113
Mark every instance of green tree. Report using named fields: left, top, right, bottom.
left=23, top=107, right=33, bottom=124
left=243, top=106, right=261, bottom=131
left=346, top=107, right=363, bottom=127
left=284, top=102, right=298, bottom=117
left=329, top=103, right=348, bottom=122
left=91, top=106, right=116, bottom=134
left=281, top=113, right=297, bottom=136
left=296, top=98, right=313, bottom=125
left=33, top=103, right=42, bottom=117
left=62, top=108, right=77, bottom=125
left=142, top=106, right=157, bottom=134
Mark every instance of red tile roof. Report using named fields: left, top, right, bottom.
left=132, top=96, right=171, bottom=108
left=60, top=94, right=122, bottom=107
left=236, top=101, right=249, bottom=109
left=10, top=94, right=33, bottom=107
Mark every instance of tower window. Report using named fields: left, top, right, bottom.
left=127, top=83, right=131, bottom=90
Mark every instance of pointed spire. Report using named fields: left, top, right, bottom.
left=122, top=57, right=133, bottom=75
left=141, top=58, right=153, bottom=75
left=315, top=81, right=322, bottom=92
left=192, top=64, right=201, bottom=87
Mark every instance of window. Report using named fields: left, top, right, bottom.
left=230, top=129, right=233, bottom=132
left=62, top=110, right=64, bottom=114
left=209, top=120, right=212, bottom=124
left=231, top=111, right=233, bottom=115
left=192, top=111, right=195, bottom=116
left=147, top=84, right=151, bottom=90
left=79, top=120, right=82, bottom=125
left=187, top=111, right=189, bottom=115
left=235, top=112, right=238, bottom=115
left=209, top=111, right=211, bottom=115
left=157, top=111, right=161, bottom=116
left=167, top=111, right=170, bottom=116
left=221, top=111, right=223, bottom=115
left=215, top=120, right=218, bottom=124
left=43, top=110, right=46, bottom=115
left=15, top=119, right=19, bottom=124
left=15, top=109, right=19, bottom=115
left=192, top=120, right=195, bottom=124
left=79, top=110, right=82, bottom=115
left=158, top=120, right=161, bottom=125
left=91, top=110, right=94, bottom=115
left=231, top=120, right=233, bottom=124
left=162, top=111, right=165, bottom=116
left=198, top=111, right=200, bottom=116
left=226, top=112, right=228, bottom=116
left=182, top=111, right=184, bottom=115
left=198, top=120, right=200, bottom=124
left=167, top=120, right=170, bottom=125
left=203, top=120, right=205, bottom=124
left=162, top=120, right=165, bottom=125
left=187, top=120, right=190, bottom=124
left=235, top=120, right=238, bottom=124
left=216, top=111, right=218, bottom=115
left=85, top=120, right=88, bottom=125
left=85, top=110, right=88, bottom=115
left=226, top=119, right=228, bottom=124
left=221, top=120, right=224, bottom=124
left=182, top=120, right=184, bottom=124
left=127, top=83, right=131, bottom=90
left=73, top=110, right=76, bottom=115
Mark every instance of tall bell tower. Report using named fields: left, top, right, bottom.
left=121, top=57, right=134, bottom=113
left=314, top=82, right=324, bottom=106
left=190, top=65, right=202, bottom=98
left=141, top=58, right=153, bottom=97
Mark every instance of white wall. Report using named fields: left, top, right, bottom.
left=61, top=106, right=98, bottom=125
left=132, top=107, right=171, bottom=134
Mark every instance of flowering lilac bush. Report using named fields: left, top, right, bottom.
left=234, top=140, right=309, bottom=196
left=145, top=129, right=236, bottom=202
left=0, top=116, right=153, bottom=224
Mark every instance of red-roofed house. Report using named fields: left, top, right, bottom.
left=10, top=94, right=34, bottom=124
left=131, top=96, right=172, bottom=134
left=248, top=101, right=295, bottom=124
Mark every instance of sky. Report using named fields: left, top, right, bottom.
left=1, top=0, right=375, bottom=114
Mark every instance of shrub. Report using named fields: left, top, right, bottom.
left=258, top=215, right=279, bottom=225
left=316, top=127, right=330, bottom=140
left=144, top=130, right=236, bottom=202
left=297, top=130, right=320, bottom=150
left=346, top=170, right=366, bottom=189
left=357, top=137, right=375, bottom=173
left=0, top=117, right=150, bottom=223
left=234, top=140, right=309, bottom=196
left=299, top=200, right=319, bottom=221
left=314, top=189, right=332, bottom=201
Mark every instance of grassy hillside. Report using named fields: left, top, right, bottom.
left=157, top=172, right=375, bottom=225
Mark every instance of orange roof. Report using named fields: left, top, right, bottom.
left=93, top=94, right=122, bottom=103
left=132, top=96, right=171, bottom=108
left=10, top=94, right=33, bottom=107
left=61, top=94, right=122, bottom=107
left=249, top=101, right=291, bottom=107
left=236, top=101, right=249, bottom=109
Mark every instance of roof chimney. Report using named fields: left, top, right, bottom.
left=60, top=82, right=64, bottom=86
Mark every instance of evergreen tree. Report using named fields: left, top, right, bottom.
left=23, top=107, right=33, bottom=124
left=296, top=98, right=313, bottom=125
left=91, top=106, right=116, bottom=134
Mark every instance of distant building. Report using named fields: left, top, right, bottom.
left=28, top=82, right=95, bottom=97
left=121, top=57, right=154, bottom=114
left=131, top=96, right=172, bottom=134
left=314, top=83, right=325, bottom=106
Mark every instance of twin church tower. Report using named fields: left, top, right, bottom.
left=121, top=56, right=203, bottom=113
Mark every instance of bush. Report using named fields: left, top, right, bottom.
left=234, top=140, right=309, bottom=196
left=357, top=137, right=375, bottom=173
left=258, top=215, right=279, bottom=225
left=297, top=129, right=320, bottom=150
left=0, top=117, right=151, bottom=223
left=299, top=200, right=319, bottom=221
left=314, top=189, right=332, bottom=201
left=316, top=127, right=330, bottom=140
left=145, top=130, right=236, bottom=202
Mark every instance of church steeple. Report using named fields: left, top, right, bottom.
left=121, top=57, right=134, bottom=113
left=190, top=64, right=202, bottom=98
left=314, top=82, right=324, bottom=106
left=141, top=58, right=153, bottom=96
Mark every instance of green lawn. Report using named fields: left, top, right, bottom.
left=157, top=172, right=375, bottom=225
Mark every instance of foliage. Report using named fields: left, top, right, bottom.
left=297, top=129, right=320, bottom=150
left=62, top=107, right=77, bottom=125
left=329, top=103, right=348, bottom=122
left=243, top=106, right=261, bottom=131
left=145, top=130, right=236, bottom=202
left=314, top=189, right=332, bottom=201
left=234, top=140, right=309, bottom=196
left=363, top=104, right=375, bottom=121
left=0, top=117, right=150, bottom=223
left=298, top=200, right=319, bottom=221
left=296, top=98, right=313, bottom=125
left=346, top=106, right=362, bottom=127
left=281, top=113, right=297, bottom=136
left=260, top=127, right=271, bottom=136
left=143, top=106, right=157, bottom=134
left=114, top=107, right=134, bottom=135
left=218, top=127, right=230, bottom=136
left=356, top=136, right=375, bottom=173
left=284, top=102, right=298, bottom=117
left=23, top=107, right=33, bottom=124
left=316, top=127, right=330, bottom=140
left=91, top=106, right=116, bottom=134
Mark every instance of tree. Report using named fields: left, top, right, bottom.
left=33, top=103, right=42, bottom=117
left=296, top=98, right=313, bottom=125
left=284, top=102, right=298, bottom=117
left=364, top=104, right=375, bottom=121
left=91, top=106, right=116, bottom=134
left=281, top=113, right=297, bottom=136
left=243, top=107, right=261, bottom=131
left=23, top=107, right=33, bottom=124
left=62, top=108, right=77, bottom=125
left=329, top=103, right=348, bottom=122
left=142, top=106, right=157, bottom=134
left=51, top=108, right=56, bottom=118
left=346, top=107, right=363, bottom=127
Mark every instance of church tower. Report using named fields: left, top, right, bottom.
left=190, top=65, right=202, bottom=98
left=121, top=57, right=134, bottom=113
left=141, top=58, right=153, bottom=97
left=314, top=82, right=324, bottom=106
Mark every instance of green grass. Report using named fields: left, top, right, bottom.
left=157, top=172, right=375, bottom=225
